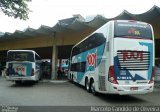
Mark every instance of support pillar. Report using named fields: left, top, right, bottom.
left=51, top=45, right=58, bottom=80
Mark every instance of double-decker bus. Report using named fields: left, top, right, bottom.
left=6, top=50, right=42, bottom=84
left=69, top=20, right=155, bottom=95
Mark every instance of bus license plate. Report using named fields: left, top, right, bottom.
left=130, top=87, right=138, bottom=90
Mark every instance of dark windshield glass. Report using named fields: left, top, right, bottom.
left=7, top=51, right=34, bottom=62
left=114, top=21, right=152, bottom=39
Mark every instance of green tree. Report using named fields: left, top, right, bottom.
left=0, top=0, right=31, bottom=20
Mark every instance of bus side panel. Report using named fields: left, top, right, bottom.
left=72, top=43, right=106, bottom=85
left=35, top=62, right=42, bottom=80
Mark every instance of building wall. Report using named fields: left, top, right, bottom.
left=150, top=16, right=160, bottom=39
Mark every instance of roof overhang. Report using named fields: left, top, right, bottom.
left=0, top=5, right=160, bottom=41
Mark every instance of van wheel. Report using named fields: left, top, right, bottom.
left=85, top=79, right=91, bottom=92
left=91, top=80, right=98, bottom=95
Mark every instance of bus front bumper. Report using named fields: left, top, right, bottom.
left=6, top=76, right=36, bottom=81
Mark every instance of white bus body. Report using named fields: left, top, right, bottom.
left=6, top=50, right=42, bottom=83
left=69, top=20, right=155, bottom=95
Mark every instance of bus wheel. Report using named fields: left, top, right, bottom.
left=15, top=81, right=22, bottom=84
left=85, top=79, right=91, bottom=92
left=91, top=80, right=98, bottom=95
left=71, top=74, right=74, bottom=83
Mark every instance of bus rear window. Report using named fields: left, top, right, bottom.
left=114, top=21, right=152, bottom=39
left=7, top=51, right=34, bottom=62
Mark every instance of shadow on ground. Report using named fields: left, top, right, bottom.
left=73, top=81, right=147, bottom=105
left=97, top=94, right=147, bottom=104
left=9, top=81, right=37, bottom=87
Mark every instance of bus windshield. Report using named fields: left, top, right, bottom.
left=7, top=51, right=34, bottom=62
left=114, top=21, right=152, bottom=39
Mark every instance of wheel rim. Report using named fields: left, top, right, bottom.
left=91, top=81, right=96, bottom=94
left=86, top=81, right=90, bottom=91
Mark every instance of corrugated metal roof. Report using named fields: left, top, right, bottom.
left=0, top=5, right=160, bottom=41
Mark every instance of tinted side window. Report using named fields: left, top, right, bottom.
left=71, top=62, right=86, bottom=73
left=72, top=33, right=106, bottom=56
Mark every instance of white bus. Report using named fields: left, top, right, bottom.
left=6, top=50, right=42, bottom=84
left=69, top=20, right=155, bottom=95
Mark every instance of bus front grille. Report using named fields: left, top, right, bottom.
left=117, top=50, right=150, bottom=70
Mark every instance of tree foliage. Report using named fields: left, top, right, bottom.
left=0, top=0, right=31, bottom=20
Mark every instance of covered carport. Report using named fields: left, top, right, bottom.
left=0, top=6, right=160, bottom=79
left=0, top=14, right=107, bottom=79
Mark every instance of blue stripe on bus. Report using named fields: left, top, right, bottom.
left=75, top=43, right=106, bottom=83
left=114, top=56, right=145, bottom=80
left=114, top=42, right=153, bottom=80
left=26, top=63, right=32, bottom=76
left=139, top=42, right=153, bottom=80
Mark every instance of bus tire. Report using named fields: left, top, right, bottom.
left=91, top=80, right=98, bottom=95
left=15, top=81, right=22, bottom=84
left=71, top=74, right=73, bottom=82
left=85, top=78, right=91, bottom=93
left=70, top=74, right=72, bottom=81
